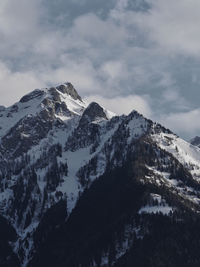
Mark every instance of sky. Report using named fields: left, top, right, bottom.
left=0, top=0, right=200, bottom=140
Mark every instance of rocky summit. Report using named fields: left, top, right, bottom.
left=0, top=83, right=200, bottom=267
left=190, top=136, right=200, bottom=148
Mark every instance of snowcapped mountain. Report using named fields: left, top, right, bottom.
left=1, top=83, right=200, bottom=267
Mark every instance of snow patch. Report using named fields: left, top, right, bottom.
left=139, top=193, right=173, bottom=215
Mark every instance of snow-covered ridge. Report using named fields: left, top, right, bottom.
left=0, top=83, right=87, bottom=138
left=0, top=83, right=116, bottom=140
left=152, top=133, right=200, bottom=181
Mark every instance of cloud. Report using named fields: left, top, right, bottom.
left=159, top=109, right=200, bottom=139
left=133, top=0, right=200, bottom=56
left=0, top=0, right=44, bottom=59
left=0, top=62, right=43, bottom=106
left=115, top=0, right=129, bottom=11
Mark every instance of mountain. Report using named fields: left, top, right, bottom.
left=190, top=136, right=200, bottom=148
left=0, top=83, right=200, bottom=266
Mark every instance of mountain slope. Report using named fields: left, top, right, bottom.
left=0, top=83, right=200, bottom=266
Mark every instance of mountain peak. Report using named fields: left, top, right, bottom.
left=19, top=82, right=82, bottom=104
left=79, top=101, right=108, bottom=125
left=55, top=82, right=82, bottom=102
left=190, top=136, right=200, bottom=147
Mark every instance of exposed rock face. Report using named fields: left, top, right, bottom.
left=56, top=82, right=82, bottom=102
left=0, top=83, right=200, bottom=267
left=1, top=114, right=55, bottom=158
left=20, top=89, right=45, bottom=103
left=79, top=102, right=108, bottom=125
left=48, top=87, right=62, bottom=102
left=190, top=136, right=200, bottom=147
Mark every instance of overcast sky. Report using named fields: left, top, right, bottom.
left=0, top=0, right=199, bottom=139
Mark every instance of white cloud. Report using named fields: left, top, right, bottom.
left=0, top=0, right=42, bottom=33
left=159, top=109, right=200, bottom=139
left=134, top=0, right=200, bottom=56
left=0, top=62, right=43, bottom=106
left=0, top=0, right=44, bottom=58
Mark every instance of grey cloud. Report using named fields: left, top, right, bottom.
left=134, top=0, right=200, bottom=56
left=158, top=109, right=200, bottom=140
